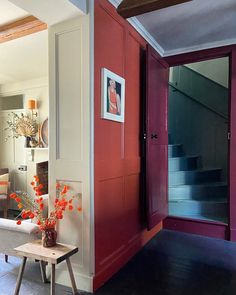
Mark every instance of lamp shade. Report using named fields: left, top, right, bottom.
left=27, top=99, right=37, bottom=110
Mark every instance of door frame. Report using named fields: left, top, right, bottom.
left=162, top=45, right=236, bottom=241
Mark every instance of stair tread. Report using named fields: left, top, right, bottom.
left=169, top=155, right=198, bottom=160
left=168, top=144, right=182, bottom=146
left=169, top=199, right=227, bottom=203
left=169, top=181, right=227, bottom=188
left=169, top=168, right=221, bottom=174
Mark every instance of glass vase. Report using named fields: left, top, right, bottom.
left=42, top=228, right=57, bottom=247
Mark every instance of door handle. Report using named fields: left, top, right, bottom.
left=151, top=134, right=158, bottom=139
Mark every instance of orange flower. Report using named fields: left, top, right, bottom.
left=29, top=213, right=35, bottom=219
left=18, top=203, right=23, bottom=209
left=33, top=175, right=39, bottom=182
left=38, top=184, right=44, bottom=189
left=68, top=205, right=73, bottom=211
left=31, top=181, right=35, bottom=186
left=56, top=210, right=63, bottom=219
left=21, top=212, right=28, bottom=219
left=36, top=191, right=43, bottom=196
left=61, top=185, right=69, bottom=195
left=10, top=193, right=17, bottom=199
left=77, top=207, right=82, bottom=212
left=16, top=220, right=22, bottom=225
left=15, top=197, right=21, bottom=203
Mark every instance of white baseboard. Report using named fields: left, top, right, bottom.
left=46, top=263, right=94, bottom=293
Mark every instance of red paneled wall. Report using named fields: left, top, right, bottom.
left=94, top=0, right=162, bottom=290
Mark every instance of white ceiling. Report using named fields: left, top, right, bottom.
left=0, top=0, right=29, bottom=26
left=8, top=0, right=86, bottom=25
left=0, top=30, right=48, bottom=85
left=110, top=0, right=236, bottom=56
left=136, top=0, right=236, bottom=56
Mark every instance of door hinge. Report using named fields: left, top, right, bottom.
left=228, top=132, right=231, bottom=140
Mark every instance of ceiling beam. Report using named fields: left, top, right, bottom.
left=117, top=0, right=192, bottom=18
left=0, top=16, right=47, bottom=44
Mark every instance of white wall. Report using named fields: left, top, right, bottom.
left=49, top=13, right=93, bottom=292
left=186, top=57, right=229, bottom=88
left=0, top=77, right=49, bottom=199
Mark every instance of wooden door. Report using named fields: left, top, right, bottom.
left=146, top=45, right=169, bottom=230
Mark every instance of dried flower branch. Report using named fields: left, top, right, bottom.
left=11, top=176, right=82, bottom=231
left=5, top=112, right=38, bottom=141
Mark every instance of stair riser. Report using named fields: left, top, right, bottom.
left=169, top=185, right=227, bottom=200
left=169, top=201, right=227, bottom=217
left=168, top=157, right=198, bottom=172
left=169, top=170, right=221, bottom=186
left=168, top=145, right=184, bottom=157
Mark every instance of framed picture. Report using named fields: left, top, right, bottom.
left=101, top=68, right=125, bottom=122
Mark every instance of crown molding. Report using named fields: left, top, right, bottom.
left=108, top=0, right=164, bottom=56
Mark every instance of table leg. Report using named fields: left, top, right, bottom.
left=39, top=261, right=48, bottom=283
left=14, top=257, right=27, bottom=295
left=51, top=264, right=56, bottom=295
left=66, top=258, right=78, bottom=295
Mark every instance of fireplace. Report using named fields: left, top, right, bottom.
left=36, top=161, right=48, bottom=194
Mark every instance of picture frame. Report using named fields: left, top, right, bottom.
left=101, top=68, right=125, bottom=122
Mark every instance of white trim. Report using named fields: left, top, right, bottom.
left=163, top=38, right=236, bottom=57
left=108, top=0, right=164, bottom=56
left=48, top=266, right=93, bottom=292
left=89, top=0, right=95, bottom=280
left=69, top=0, right=88, bottom=14
left=128, top=17, right=164, bottom=56
left=109, top=0, right=121, bottom=5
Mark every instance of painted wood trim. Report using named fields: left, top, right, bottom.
left=229, top=48, right=236, bottom=242
left=163, top=216, right=229, bottom=240
left=164, top=45, right=234, bottom=67
left=117, top=0, right=191, bottom=18
left=0, top=16, right=47, bottom=44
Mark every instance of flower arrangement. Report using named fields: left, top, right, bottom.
left=5, top=112, right=38, bottom=140
left=10, top=176, right=82, bottom=246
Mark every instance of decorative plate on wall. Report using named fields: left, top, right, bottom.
left=40, top=118, right=48, bottom=147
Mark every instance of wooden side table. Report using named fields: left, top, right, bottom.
left=14, top=240, right=79, bottom=295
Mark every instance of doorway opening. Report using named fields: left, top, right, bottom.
left=0, top=4, right=49, bottom=221
left=168, top=57, right=229, bottom=224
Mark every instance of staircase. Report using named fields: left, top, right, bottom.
left=168, top=137, right=228, bottom=223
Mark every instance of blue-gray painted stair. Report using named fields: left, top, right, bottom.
left=168, top=136, right=228, bottom=223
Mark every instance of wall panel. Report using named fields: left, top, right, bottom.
left=49, top=15, right=92, bottom=292
left=94, top=0, right=162, bottom=290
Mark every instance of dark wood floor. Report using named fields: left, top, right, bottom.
left=94, top=230, right=236, bottom=295
left=0, top=230, right=235, bottom=294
